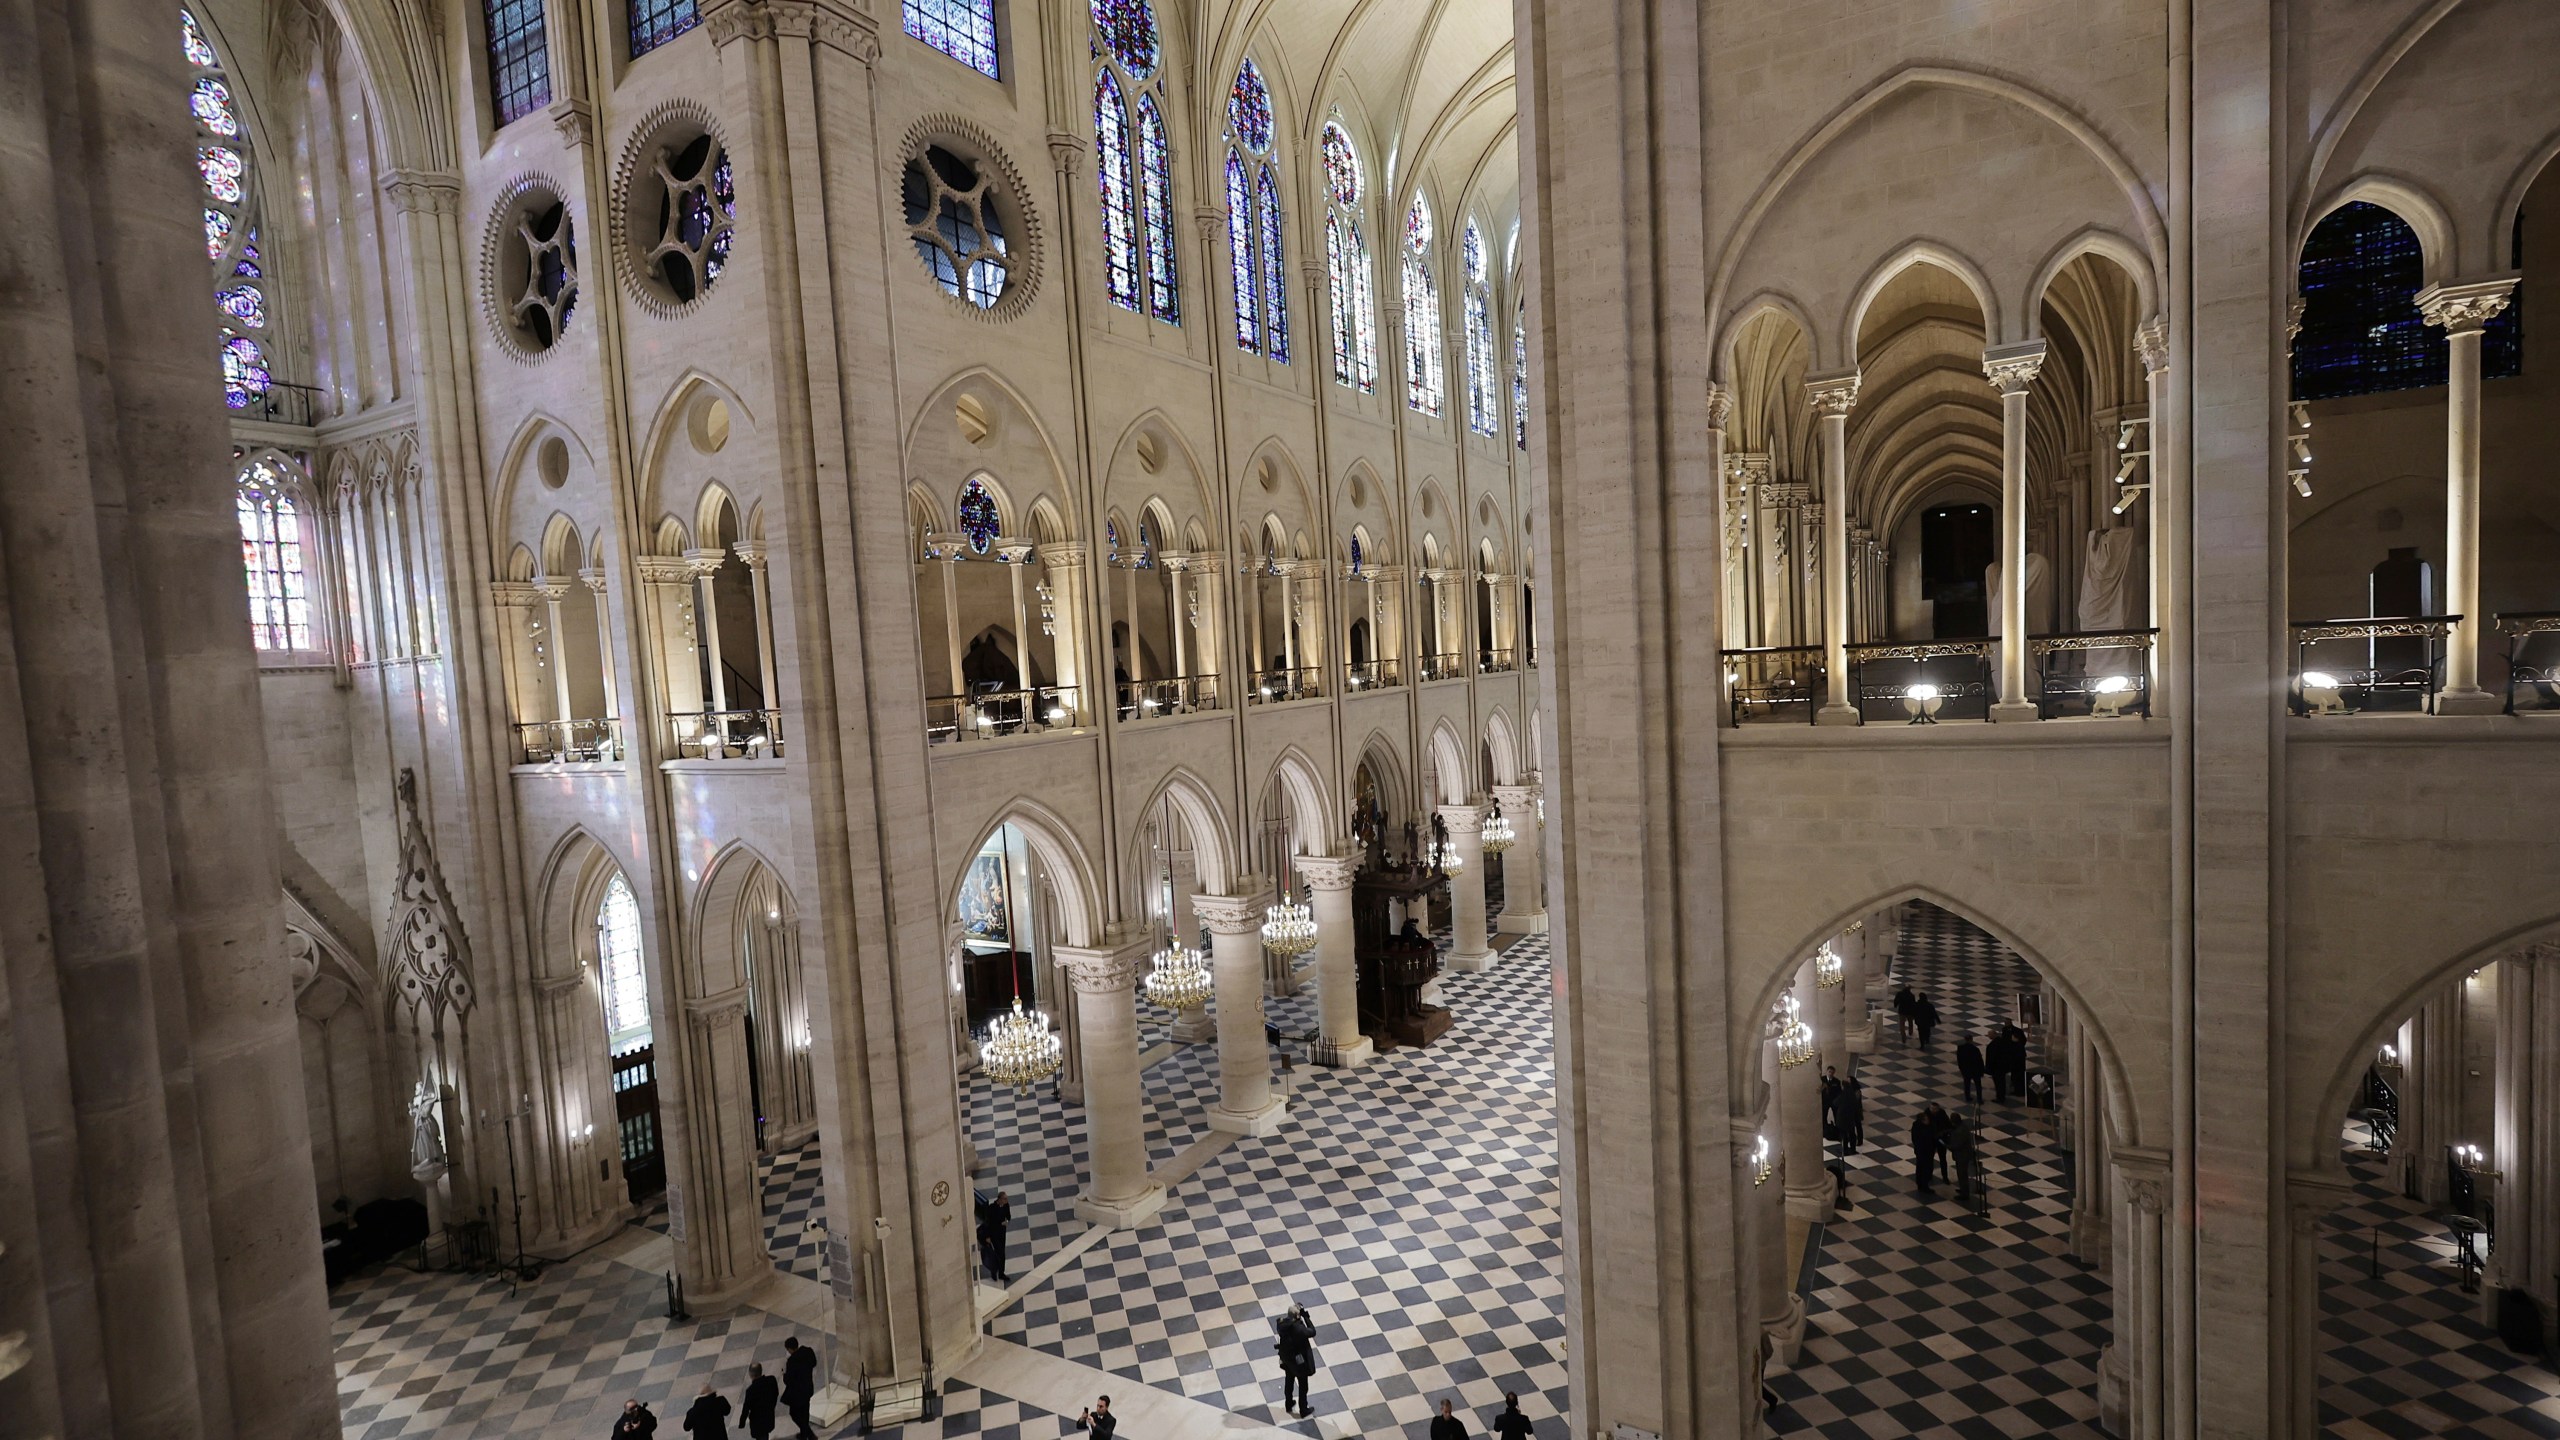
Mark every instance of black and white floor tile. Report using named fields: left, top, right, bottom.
left=984, top=932, right=1568, bottom=1440
left=1768, top=902, right=2115, bottom=1440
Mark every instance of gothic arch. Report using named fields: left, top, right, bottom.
left=533, top=827, right=638, bottom=988
left=1126, top=768, right=1237, bottom=898
left=946, top=800, right=1105, bottom=950
left=1262, top=746, right=1338, bottom=848
left=1483, top=706, right=1521, bottom=785
left=2022, top=227, right=2161, bottom=335
left=1842, top=241, right=2006, bottom=362
left=2302, top=173, right=2458, bottom=286
left=1426, top=718, right=1473, bottom=805
left=635, top=370, right=761, bottom=531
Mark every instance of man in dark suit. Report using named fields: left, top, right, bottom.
left=1430, top=1397, right=1470, bottom=1440
left=780, top=1336, right=817, bottom=1440
left=2000, top=1022, right=2030, bottom=1101
left=1273, top=1301, right=1320, bottom=1416
left=976, top=1189, right=1012, bottom=1284
left=1957, top=1034, right=1987, bottom=1104
left=739, top=1362, right=779, bottom=1440
left=1911, top=1108, right=1940, bottom=1193
left=1912, top=992, right=1941, bottom=1049
left=680, top=1383, right=731, bottom=1436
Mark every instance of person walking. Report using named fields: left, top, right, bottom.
left=1986, top=1028, right=2017, bottom=1102
left=1272, top=1301, right=1319, bottom=1416
left=1913, top=992, right=1941, bottom=1049
left=1950, top=1113, right=1980, bottom=1203
left=1926, top=1103, right=1954, bottom=1184
left=1430, top=1397, right=1471, bottom=1440
left=1892, top=984, right=1918, bottom=1044
left=1956, top=1034, right=1986, bottom=1105
left=780, top=1336, right=817, bottom=1440
left=611, top=1399, right=659, bottom=1439
left=681, top=1383, right=732, bottom=1436
left=1076, top=1395, right=1117, bottom=1437
left=1820, top=1067, right=1843, bottom=1147
left=739, top=1363, right=779, bottom=1440
left=976, top=1188, right=1012, bottom=1285
left=1491, top=1391, right=1536, bottom=1439
left=1836, top=1072, right=1866, bottom=1154
left=1910, top=1107, right=1940, bottom=1194
left=2000, top=1022, right=2030, bottom=1101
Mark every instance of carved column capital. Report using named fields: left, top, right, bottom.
left=2135, top=318, right=2170, bottom=375
left=1491, top=784, right=1542, bottom=817
left=1040, top=540, right=1089, bottom=567
left=1192, top=207, right=1227, bottom=245
left=1292, top=849, right=1363, bottom=892
left=1437, top=802, right=1486, bottom=835
left=635, top=555, right=697, bottom=586
left=681, top=547, right=730, bottom=579
left=1704, top=380, right=1733, bottom=430
left=685, top=986, right=752, bottom=1028
left=1046, top=131, right=1088, bottom=176
left=488, top=580, right=543, bottom=608
left=1981, top=339, right=2049, bottom=396
left=548, top=98, right=595, bottom=149
left=731, top=540, right=769, bottom=570
left=1053, top=938, right=1148, bottom=995
left=1804, top=369, right=1861, bottom=417
left=380, top=169, right=462, bottom=215
left=1191, top=888, right=1275, bottom=935
left=578, top=566, right=610, bottom=594
left=2416, top=277, right=2518, bottom=335
left=995, top=541, right=1036, bottom=566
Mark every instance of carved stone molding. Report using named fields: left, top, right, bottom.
left=381, top=169, right=462, bottom=216
left=1054, top=944, right=1144, bottom=995
left=1437, top=801, right=1486, bottom=836
left=2415, top=277, right=2518, bottom=335
left=549, top=98, right=595, bottom=150
left=1292, top=850, right=1363, bottom=892
left=1804, top=369, right=1861, bottom=417
left=488, top=580, right=543, bottom=608
left=387, top=769, right=475, bottom=1026
left=636, top=555, right=696, bottom=586
left=1704, top=380, right=1733, bottom=430
left=1192, top=889, right=1274, bottom=935
left=1981, top=339, right=2049, bottom=396
left=2135, top=318, right=2169, bottom=375
left=685, top=986, right=752, bottom=1028
left=1046, top=131, right=1087, bottom=177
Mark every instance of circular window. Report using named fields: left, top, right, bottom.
left=537, top=436, right=570, bottom=489
left=483, top=176, right=579, bottom=362
left=894, top=118, right=1042, bottom=322
left=904, top=146, right=1011, bottom=309
left=615, top=105, right=739, bottom=316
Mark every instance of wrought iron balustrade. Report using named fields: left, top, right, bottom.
left=1118, top=674, right=1220, bottom=719
left=1849, top=638, right=1994, bottom=724
left=1720, top=644, right=1823, bottom=725
left=2029, top=629, right=2158, bottom=719
left=515, top=717, right=624, bottom=764
left=1249, top=666, right=1324, bottom=705
left=671, top=708, right=784, bottom=758
left=1345, top=658, right=1402, bottom=691
left=2498, top=612, right=2560, bottom=714
left=1418, top=652, right=1467, bottom=682
left=926, top=686, right=1079, bottom=743
left=2288, top=615, right=2457, bottom=715
left=1478, top=647, right=1518, bottom=674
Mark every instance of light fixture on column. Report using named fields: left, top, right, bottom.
left=1751, top=1133, right=1775, bottom=1186
left=1480, top=810, right=1515, bottom=855
left=2113, top=417, right=2153, bottom=514
left=980, top=998, right=1062, bottom=1090
left=2289, top=401, right=2313, bottom=497
left=1774, top=991, right=1816, bottom=1068
left=1902, top=682, right=1943, bottom=724
left=1426, top=817, right=1465, bottom=874
left=1815, top=944, right=1844, bottom=989
left=2454, top=1143, right=2503, bottom=1180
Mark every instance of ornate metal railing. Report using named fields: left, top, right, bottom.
left=515, top=717, right=624, bottom=764
left=2030, top=629, right=2158, bottom=720
left=2288, top=615, right=2456, bottom=715
left=2499, top=612, right=2560, bottom=714
left=1479, top=647, right=1519, bottom=674
left=1118, top=674, right=1220, bottom=719
left=1418, top=652, right=1467, bottom=682
left=926, top=686, right=1078, bottom=744
left=1849, top=637, right=1994, bottom=724
left=1249, top=666, right=1324, bottom=705
left=1720, top=644, right=1823, bottom=726
left=670, top=708, right=785, bottom=758
left=1345, top=658, right=1402, bottom=691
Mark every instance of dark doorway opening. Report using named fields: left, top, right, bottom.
left=1921, top=503, right=1995, bottom=638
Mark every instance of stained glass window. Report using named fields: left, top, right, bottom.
left=1105, top=516, right=1121, bottom=563
left=237, top=464, right=310, bottom=650
left=1349, top=533, right=1364, bottom=575
left=186, top=11, right=270, bottom=414
left=1321, top=121, right=1377, bottom=392
left=1257, top=167, right=1289, bottom=363
left=1463, top=223, right=1497, bottom=436
left=904, top=0, right=999, bottom=77
left=1226, top=154, right=1257, bottom=350
left=1404, top=197, right=1443, bottom=416
left=1219, top=60, right=1287, bottom=363
left=904, top=146, right=1011, bottom=308
left=2293, top=201, right=2521, bottom=400
left=1093, top=0, right=1177, bottom=323
left=485, top=0, right=552, bottom=127
left=1513, top=305, right=1528, bottom=450
left=628, top=0, right=699, bottom=58
left=597, top=874, right=652, bottom=1045
left=958, top=478, right=1001, bottom=554
left=1228, top=59, right=1273, bottom=151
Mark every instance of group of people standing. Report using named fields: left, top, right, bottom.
left=609, top=1336, right=820, bottom=1439
left=1956, top=1024, right=2031, bottom=1105
left=1907, top=1102, right=1981, bottom=1201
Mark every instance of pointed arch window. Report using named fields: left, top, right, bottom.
left=1404, top=196, right=1444, bottom=416
left=958, top=477, right=1001, bottom=555
left=183, top=10, right=271, bottom=413
left=1513, top=302, right=1528, bottom=450
left=1463, top=222, right=1498, bottom=436
left=902, top=0, right=999, bottom=77
left=1092, top=0, right=1179, bottom=323
left=483, top=0, right=551, bottom=126
left=1321, top=121, right=1377, bottom=392
left=238, top=459, right=312, bottom=652
left=2292, top=201, right=2521, bottom=401
left=1223, top=59, right=1288, bottom=361
left=628, top=0, right=700, bottom=58
left=597, top=873, right=652, bottom=1048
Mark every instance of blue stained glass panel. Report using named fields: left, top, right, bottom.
left=221, top=333, right=269, bottom=409
left=484, top=0, right=552, bottom=126
left=182, top=9, right=217, bottom=67
left=217, top=285, right=265, bottom=327
left=1321, top=123, right=1358, bottom=205
left=1090, top=0, right=1157, bottom=78
left=1349, top=534, right=1363, bottom=574
left=1258, top=165, right=1288, bottom=363
left=1228, top=59, right=1272, bottom=153
left=2293, top=200, right=2522, bottom=400
left=958, top=479, right=1000, bottom=555
left=1514, top=308, right=1528, bottom=449
left=198, top=145, right=244, bottom=204
left=191, top=77, right=239, bottom=135
left=903, top=0, right=999, bottom=77
left=1226, top=153, right=1257, bottom=351
left=628, top=0, right=699, bottom=58
left=1094, top=71, right=1140, bottom=310
left=1136, top=92, right=1179, bottom=322
left=204, top=207, right=233, bottom=260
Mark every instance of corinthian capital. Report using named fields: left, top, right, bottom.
left=1192, top=888, right=1275, bottom=935
left=1981, top=339, right=2048, bottom=396
left=1804, top=370, right=1861, bottom=417
left=2415, top=277, right=2518, bottom=335
left=380, top=169, right=461, bottom=215
left=1704, top=381, right=1733, bottom=430
left=1292, top=850, right=1363, bottom=892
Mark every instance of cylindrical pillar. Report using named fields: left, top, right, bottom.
left=1196, top=890, right=1285, bottom=1136
left=541, top=583, right=576, bottom=735
left=1820, top=940, right=1851, bottom=1076
left=1752, top=1083, right=1803, bottom=1362
left=1002, top=544, right=1034, bottom=706
left=688, top=550, right=732, bottom=715
left=1842, top=918, right=1873, bottom=1052
left=1781, top=962, right=1832, bottom=1219
left=1294, top=851, right=1374, bottom=1069
left=938, top=551, right=965, bottom=710
left=736, top=542, right=780, bottom=716
left=1807, top=374, right=1859, bottom=721
left=1055, top=942, right=1167, bottom=1227
left=1491, top=785, right=1547, bottom=934
left=1983, top=342, right=2046, bottom=720
left=2419, top=281, right=2515, bottom=712
left=1439, top=804, right=1494, bottom=971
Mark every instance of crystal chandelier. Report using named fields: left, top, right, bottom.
left=1815, top=944, right=1844, bottom=988
left=1750, top=1133, right=1775, bottom=1186
left=1144, top=937, right=1212, bottom=1012
left=1774, top=992, right=1816, bottom=1068
left=979, top=998, right=1061, bottom=1090
left=1480, top=811, right=1515, bottom=855
left=1428, top=830, right=1465, bottom=874
left=1262, top=893, right=1317, bottom=959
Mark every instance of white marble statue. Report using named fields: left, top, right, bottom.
left=409, top=1079, right=446, bottom=1174
left=2078, top=526, right=2144, bottom=633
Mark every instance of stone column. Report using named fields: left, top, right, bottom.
left=1805, top=372, right=1860, bottom=722
left=1842, top=918, right=1874, bottom=1052
left=2136, top=320, right=2174, bottom=719
left=1752, top=1084, right=1804, bottom=1361
left=1984, top=341, right=2048, bottom=721
left=1163, top=556, right=1191, bottom=687
left=734, top=540, right=781, bottom=715
left=1040, top=542, right=1089, bottom=719
left=489, top=581, right=545, bottom=752
left=581, top=568, right=619, bottom=731
left=1491, top=784, right=1547, bottom=934
left=2416, top=279, right=2517, bottom=713
left=2489, top=951, right=2541, bottom=1312
left=540, top=581, right=576, bottom=734
left=2105, top=1154, right=2170, bottom=1440
left=999, top=542, right=1035, bottom=706
left=1196, top=889, right=1287, bottom=1136
left=934, top=544, right=966, bottom=710
left=2283, top=1178, right=2354, bottom=1436
left=1439, top=803, right=1496, bottom=971
left=1820, top=940, right=1851, bottom=1076
left=1294, top=850, right=1376, bottom=1069
left=675, top=988, right=775, bottom=1308
left=685, top=548, right=734, bottom=715
left=1781, top=962, right=1833, bottom=1220
left=2071, top=1029, right=2113, bottom=1266
left=1054, top=936, right=1167, bottom=1228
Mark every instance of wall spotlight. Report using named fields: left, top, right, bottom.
left=2291, top=471, right=2314, bottom=498
left=1902, top=682, right=1943, bottom=725
left=2091, top=674, right=2135, bottom=718
left=2299, top=670, right=2348, bottom=716
left=2115, top=454, right=2140, bottom=484
left=2112, top=484, right=2149, bottom=516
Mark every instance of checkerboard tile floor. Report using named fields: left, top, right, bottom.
left=988, top=932, right=1568, bottom=1439
left=1768, top=902, right=2115, bottom=1440
left=2316, top=1135, right=2560, bottom=1436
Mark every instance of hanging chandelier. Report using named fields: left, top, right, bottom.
left=1428, top=830, right=1465, bottom=874
left=1144, top=937, right=1213, bottom=1012
left=1774, top=992, right=1817, bottom=1068
left=1750, top=1133, right=1775, bottom=1186
left=1815, top=944, right=1844, bottom=989
left=1480, top=811, right=1515, bottom=855
left=1262, top=893, right=1317, bottom=958
left=979, top=998, right=1062, bottom=1090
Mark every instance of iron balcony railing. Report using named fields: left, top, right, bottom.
left=515, top=717, right=624, bottom=764
left=2498, top=612, right=2560, bottom=714
left=1118, top=674, right=1220, bottom=719
left=1344, top=658, right=1402, bottom=691
left=671, top=708, right=784, bottom=758
left=1478, top=647, right=1519, bottom=674
left=2288, top=615, right=2457, bottom=715
left=1849, top=638, right=1994, bottom=724
left=1720, top=644, right=1824, bottom=726
left=2030, top=629, right=2158, bottom=720
left=1249, top=666, right=1324, bottom=705
left=1418, top=652, right=1467, bottom=682
left=927, top=686, right=1079, bottom=743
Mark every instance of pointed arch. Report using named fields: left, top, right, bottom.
left=1426, top=718, right=1472, bottom=805
left=633, top=368, right=760, bottom=522
left=1263, top=744, right=1338, bottom=846
left=2303, top=173, right=2458, bottom=287
left=2021, top=226, right=2160, bottom=336
left=1842, top=241, right=2005, bottom=363
left=946, top=799, right=1103, bottom=949
left=1125, top=767, right=1235, bottom=896
left=1482, top=706, right=1521, bottom=786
